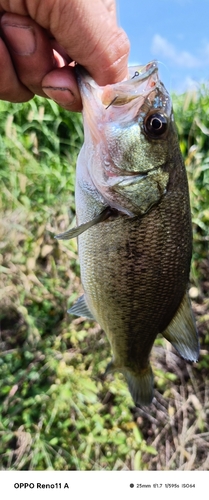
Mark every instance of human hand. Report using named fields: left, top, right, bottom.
left=0, top=0, right=130, bottom=111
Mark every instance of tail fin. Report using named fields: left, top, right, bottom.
left=123, top=364, right=154, bottom=407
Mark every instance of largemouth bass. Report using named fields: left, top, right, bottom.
left=56, top=61, right=199, bottom=406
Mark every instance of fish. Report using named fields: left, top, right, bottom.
left=56, top=61, right=199, bottom=406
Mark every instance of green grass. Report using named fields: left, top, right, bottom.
left=0, top=91, right=208, bottom=471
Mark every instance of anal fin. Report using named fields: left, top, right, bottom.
left=162, top=292, right=199, bottom=362
left=68, top=294, right=95, bottom=320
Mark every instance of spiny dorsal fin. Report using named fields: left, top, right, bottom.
left=55, top=206, right=113, bottom=240
left=162, top=292, right=199, bottom=362
left=68, top=294, right=95, bottom=320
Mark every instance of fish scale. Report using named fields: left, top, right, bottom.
left=78, top=192, right=190, bottom=358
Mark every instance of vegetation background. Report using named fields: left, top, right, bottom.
left=0, top=89, right=208, bottom=471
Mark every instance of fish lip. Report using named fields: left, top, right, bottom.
left=76, top=61, right=161, bottom=109
left=127, top=61, right=158, bottom=83
left=76, top=60, right=158, bottom=88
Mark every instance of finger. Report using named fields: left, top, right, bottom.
left=42, top=66, right=82, bottom=112
left=1, top=13, right=61, bottom=98
left=0, top=0, right=130, bottom=85
left=41, top=0, right=130, bottom=85
left=0, top=37, right=33, bottom=101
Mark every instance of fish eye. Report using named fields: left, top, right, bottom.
left=144, top=112, right=168, bottom=138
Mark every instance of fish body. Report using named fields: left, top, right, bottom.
left=57, top=62, right=199, bottom=406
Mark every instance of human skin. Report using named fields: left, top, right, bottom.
left=0, top=0, right=130, bottom=110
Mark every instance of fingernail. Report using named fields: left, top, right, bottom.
left=42, top=86, right=76, bottom=106
left=2, top=24, right=36, bottom=55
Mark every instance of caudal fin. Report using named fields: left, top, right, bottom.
left=123, top=364, right=154, bottom=407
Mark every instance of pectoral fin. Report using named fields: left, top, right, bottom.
left=162, top=292, right=199, bottom=362
left=68, top=294, right=95, bottom=320
left=55, top=206, right=113, bottom=240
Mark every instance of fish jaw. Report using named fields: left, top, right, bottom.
left=76, top=62, right=162, bottom=155
left=77, top=61, right=174, bottom=216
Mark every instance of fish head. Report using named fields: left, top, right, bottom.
left=77, top=62, right=179, bottom=216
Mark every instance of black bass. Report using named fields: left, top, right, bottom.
left=56, top=61, right=199, bottom=406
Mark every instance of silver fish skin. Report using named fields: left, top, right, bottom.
left=58, top=62, right=199, bottom=406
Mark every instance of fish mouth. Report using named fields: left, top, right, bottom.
left=102, top=61, right=159, bottom=108
left=76, top=60, right=171, bottom=148
left=77, top=60, right=158, bottom=86
left=76, top=60, right=160, bottom=109
left=128, top=61, right=158, bottom=81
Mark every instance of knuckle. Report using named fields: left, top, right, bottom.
left=105, top=28, right=130, bottom=69
left=94, top=28, right=130, bottom=84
